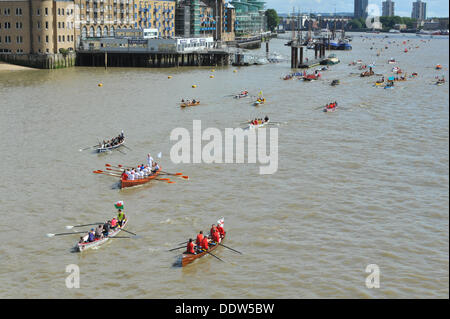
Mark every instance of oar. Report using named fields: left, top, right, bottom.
left=106, top=168, right=123, bottom=173
left=46, top=231, right=88, bottom=237
left=108, top=236, right=131, bottom=239
left=205, top=250, right=225, bottom=262
left=159, top=172, right=189, bottom=180
left=218, top=243, right=242, bottom=255
left=79, top=145, right=99, bottom=152
left=116, top=148, right=127, bottom=155
left=65, top=223, right=103, bottom=230
left=120, top=229, right=137, bottom=236
left=168, top=245, right=186, bottom=252
left=122, top=145, right=133, bottom=151
left=93, top=170, right=121, bottom=177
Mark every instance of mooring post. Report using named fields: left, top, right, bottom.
left=104, top=52, right=107, bottom=69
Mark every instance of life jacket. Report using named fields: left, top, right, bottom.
left=212, top=230, right=221, bottom=243
left=201, top=237, right=209, bottom=250
left=187, top=241, right=195, bottom=254
left=88, top=232, right=95, bottom=242
left=118, top=211, right=125, bottom=221
left=196, top=233, right=204, bottom=245
left=110, top=218, right=117, bottom=227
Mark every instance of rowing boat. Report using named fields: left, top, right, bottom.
left=254, top=98, right=265, bottom=106
left=323, top=106, right=337, bottom=112
left=120, top=168, right=161, bottom=189
left=180, top=101, right=200, bottom=107
left=245, top=120, right=270, bottom=130
left=96, top=140, right=125, bottom=153
left=75, top=219, right=128, bottom=252
left=181, top=231, right=226, bottom=267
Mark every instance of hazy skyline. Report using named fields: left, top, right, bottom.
left=266, top=0, right=449, bottom=17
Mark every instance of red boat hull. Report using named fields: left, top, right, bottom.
left=120, top=168, right=161, bottom=189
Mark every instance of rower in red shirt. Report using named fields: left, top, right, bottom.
left=201, top=235, right=209, bottom=251
left=186, top=238, right=196, bottom=254
left=212, top=229, right=221, bottom=243
left=216, top=223, right=225, bottom=239
left=196, top=231, right=204, bottom=246
left=210, top=224, right=217, bottom=237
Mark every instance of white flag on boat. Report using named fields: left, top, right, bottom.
left=217, top=217, right=224, bottom=227
left=157, top=152, right=162, bottom=159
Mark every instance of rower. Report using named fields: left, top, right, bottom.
left=95, top=224, right=104, bottom=239
left=88, top=229, right=96, bottom=242
left=121, top=170, right=128, bottom=180
left=117, top=209, right=126, bottom=227
left=110, top=218, right=118, bottom=229
left=186, top=239, right=196, bottom=255
left=152, top=162, right=160, bottom=173
left=210, top=224, right=217, bottom=237
left=196, top=231, right=204, bottom=246
left=264, top=116, right=269, bottom=122
left=103, top=220, right=111, bottom=237
left=211, top=228, right=221, bottom=244
left=201, top=235, right=210, bottom=251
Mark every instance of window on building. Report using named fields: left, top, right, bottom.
left=45, top=8, right=48, bottom=15
left=4, top=8, right=11, bottom=16
left=89, top=26, right=94, bottom=37
left=81, top=26, right=87, bottom=39
left=46, top=35, right=49, bottom=42
left=4, top=22, right=11, bottom=29
left=17, top=22, right=23, bottom=29
left=46, top=21, right=48, bottom=29
left=37, top=8, right=41, bottom=16
left=5, top=36, right=11, bottom=43
left=38, top=36, right=41, bottom=43
left=36, top=21, right=40, bottom=29
left=62, top=35, right=65, bottom=42
left=16, top=36, right=23, bottom=43
left=16, top=8, right=22, bottom=16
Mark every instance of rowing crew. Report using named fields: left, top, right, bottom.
left=181, top=99, right=200, bottom=104
left=325, top=101, right=338, bottom=110
left=185, top=223, right=225, bottom=255
left=249, top=116, right=269, bottom=125
left=78, top=210, right=126, bottom=243
left=102, top=131, right=124, bottom=148
left=121, top=163, right=160, bottom=180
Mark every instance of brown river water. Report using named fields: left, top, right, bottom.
left=0, top=33, right=448, bottom=298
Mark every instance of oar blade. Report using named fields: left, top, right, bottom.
left=46, top=233, right=55, bottom=238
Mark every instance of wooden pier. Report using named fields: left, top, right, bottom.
left=76, top=50, right=231, bottom=68
left=289, top=38, right=328, bottom=69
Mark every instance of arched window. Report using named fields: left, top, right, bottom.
left=89, top=26, right=94, bottom=37
left=103, top=26, right=108, bottom=37
left=110, top=26, right=115, bottom=37
left=81, top=26, right=87, bottom=40
left=96, top=26, right=102, bottom=37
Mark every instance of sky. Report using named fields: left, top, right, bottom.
left=265, top=0, right=449, bottom=18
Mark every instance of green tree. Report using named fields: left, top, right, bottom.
left=347, top=18, right=363, bottom=30
left=265, top=9, right=279, bottom=32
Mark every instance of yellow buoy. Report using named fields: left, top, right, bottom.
left=168, top=76, right=172, bottom=79
left=211, top=69, right=215, bottom=72
left=192, top=85, right=197, bottom=88
left=210, top=75, right=214, bottom=78
left=98, top=83, right=103, bottom=87
left=233, top=70, right=237, bottom=73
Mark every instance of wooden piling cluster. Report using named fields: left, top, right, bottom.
left=291, top=37, right=328, bottom=69
left=76, top=51, right=230, bottom=68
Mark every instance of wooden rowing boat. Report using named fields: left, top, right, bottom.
left=96, top=140, right=125, bottom=153
left=180, top=101, right=200, bottom=107
left=75, top=219, right=128, bottom=252
left=181, top=231, right=226, bottom=267
left=120, top=168, right=161, bottom=189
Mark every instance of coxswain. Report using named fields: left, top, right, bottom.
left=147, top=153, right=154, bottom=168
left=216, top=223, right=225, bottom=239
left=117, top=209, right=126, bottom=227
left=196, top=231, right=204, bottom=246
left=264, top=116, right=269, bottom=122
left=121, top=170, right=128, bottom=180
left=186, top=239, right=196, bottom=255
